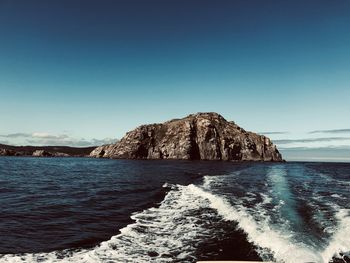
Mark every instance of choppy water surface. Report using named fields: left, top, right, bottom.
left=0, top=157, right=349, bottom=262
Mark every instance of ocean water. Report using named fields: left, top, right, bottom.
left=0, top=157, right=349, bottom=263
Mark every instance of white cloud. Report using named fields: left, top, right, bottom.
left=309, top=129, right=350, bottom=134
left=280, top=146, right=350, bottom=162
left=273, top=136, right=350, bottom=150
left=0, top=133, right=32, bottom=138
left=0, top=132, right=117, bottom=147
left=0, top=140, right=9, bottom=145
left=259, top=131, right=289, bottom=135
left=31, top=132, right=69, bottom=139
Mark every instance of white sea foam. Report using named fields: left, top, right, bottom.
left=186, top=184, right=323, bottom=263
left=321, top=209, right=350, bottom=262
left=331, top=193, right=346, bottom=199
left=200, top=172, right=350, bottom=263
left=260, top=193, right=272, bottom=205
left=202, top=173, right=236, bottom=189
left=0, top=184, right=215, bottom=263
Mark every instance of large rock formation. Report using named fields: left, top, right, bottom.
left=90, top=112, right=283, bottom=161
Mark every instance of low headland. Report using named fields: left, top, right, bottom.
left=0, top=144, right=95, bottom=157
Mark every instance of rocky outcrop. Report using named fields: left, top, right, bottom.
left=90, top=112, right=283, bottom=161
left=32, top=150, right=70, bottom=157
left=53, top=152, right=71, bottom=157
left=0, top=148, right=17, bottom=156
left=32, top=150, right=52, bottom=157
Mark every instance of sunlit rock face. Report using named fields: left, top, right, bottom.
left=90, top=112, right=283, bottom=161
left=0, top=149, right=17, bottom=156
left=32, top=150, right=70, bottom=157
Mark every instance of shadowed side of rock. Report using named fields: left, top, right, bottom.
left=90, top=112, right=283, bottom=161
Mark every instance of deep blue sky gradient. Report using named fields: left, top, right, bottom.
left=1, top=0, right=350, bottom=160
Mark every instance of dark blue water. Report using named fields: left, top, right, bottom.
left=0, top=157, right=349, bottom=262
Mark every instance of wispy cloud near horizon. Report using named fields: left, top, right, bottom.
left=274, top=137, right=350, bottom=145
left=31, top=133, right=69, bottom=140
left=0, top=133, right=32, bottom=138
left=0, top=132, right=117, bottom=147
left=309, top=129, right=350, bottom=134
left=259, top=131, right=289, bottom=135
left=277, top=145, right=350, bottom=151
left=279, top=146, right=350, bottom=162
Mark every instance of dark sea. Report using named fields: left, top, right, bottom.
left=0, top=157, right=349, bottom=263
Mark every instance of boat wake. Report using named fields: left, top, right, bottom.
left=1, top=169, right=349, bottom=263
left=0, top=183, right=230, bottom=263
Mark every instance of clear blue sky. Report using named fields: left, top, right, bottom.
left=0, top=0, right=350, bottom=161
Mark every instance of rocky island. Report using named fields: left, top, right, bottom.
left=90, top=112, right=283, bottom=161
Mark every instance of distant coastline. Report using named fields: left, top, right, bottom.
left=0, top=143, right=95, bottom=157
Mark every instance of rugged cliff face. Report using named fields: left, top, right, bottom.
left=90, top=112, right=283, bottom=161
